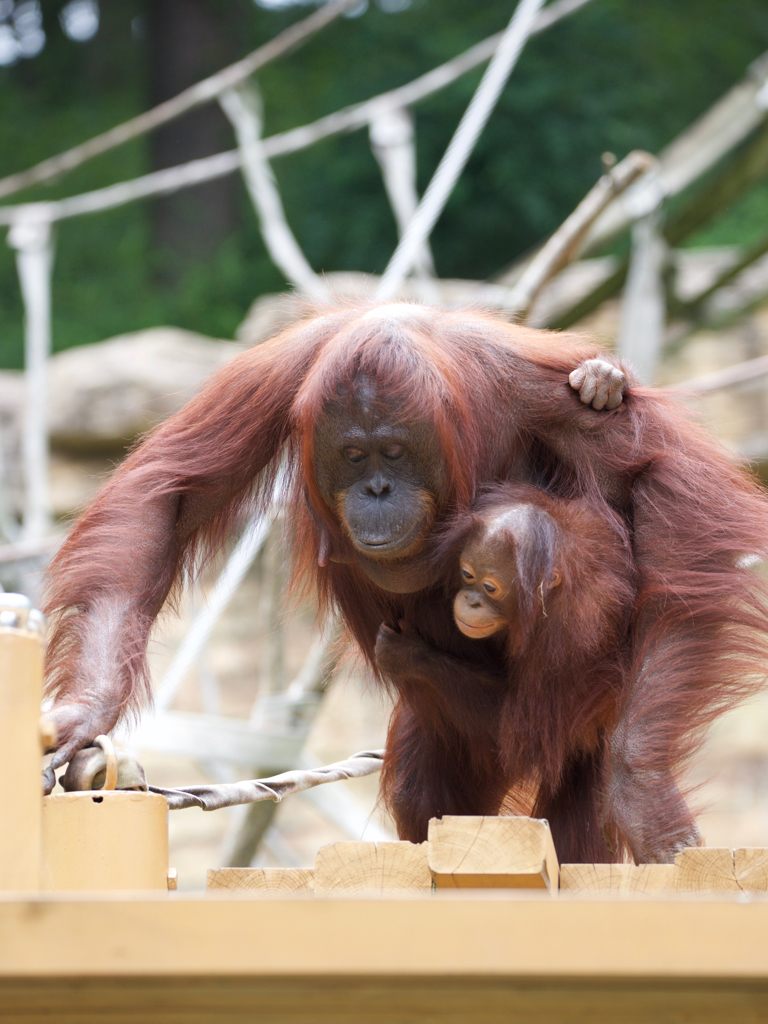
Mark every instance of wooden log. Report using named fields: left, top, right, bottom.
left=560, top=863, right=677, bottom=896
left=734, top=849, right=768, bottom=893
left=207, top=868, right=314, bottom=895
left=314, top=842, right=431, bottom=895
left=428, top=816, right=559, bottom=891
left=674, top=848, right=740, bottom=893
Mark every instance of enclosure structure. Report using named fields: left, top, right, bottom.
left=3, top=594, right=768, bottom=1024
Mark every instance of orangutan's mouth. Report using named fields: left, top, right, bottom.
left=454, top=616, right=503, bottom=639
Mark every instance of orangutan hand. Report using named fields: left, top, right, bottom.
left=569, top=359, right=627, bottom=411
left=41, top=700, right=120, bottom=795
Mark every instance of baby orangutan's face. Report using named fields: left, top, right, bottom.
left=452, top=533, right=516, bottom=640
left=453, top=529, right=561, bottom=640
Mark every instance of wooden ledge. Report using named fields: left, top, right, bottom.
left=1, top=893, right=768, bottom=980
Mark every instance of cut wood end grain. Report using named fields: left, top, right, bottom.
left=674, top=848, right=740, bottom=893
left=314, top=841, right=431, bottom=895
left=735, top=848, right=768, bottom=892
left=428, top=816, right=559, bottom=892
left=206, top=868, right=314, bottom=894
left=560, top=863, right=676, bottom=897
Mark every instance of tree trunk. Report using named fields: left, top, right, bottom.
left=146, top=0, right=244, bottom=280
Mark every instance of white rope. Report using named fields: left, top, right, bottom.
left=369, top=106, right=434, bottom=278
left=375, top=0, right=546, bottom=300
left=7, top=216, right=54, bottom=541
left=0, top=0, right=596, bottom=227
left=0, top=0, right=362, bottom=201
left=220, top=84, right=329, bottom=298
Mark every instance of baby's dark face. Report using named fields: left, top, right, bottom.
left=452, top=531, right=518, bottom=639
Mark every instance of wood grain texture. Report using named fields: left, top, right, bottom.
left=206, top=868, right=314, bottom=894
left=560, top=863, right=677, bottom=896
left=428, top=816, right=559, bottom=891
left=314, top=841, right=431, bottom=894
left=735, top=849, right=768, bottom=893
left=2, top=976, right=768, bottom=1024
left=4, top=896, right=768, bottom=978
left=675, top=848, right=741, bottom=892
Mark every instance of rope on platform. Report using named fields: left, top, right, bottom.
left=149, top=749, right=384, bottom=811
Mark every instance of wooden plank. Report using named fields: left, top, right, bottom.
left=735, top=848, right=768, bottom=893
left=675, top=848, right=740, bottom=892
left=1, top=975, right=768, bottom=1024
left=560, top=863, right=676, bottom=896
left=314, top=842, right=431, bottom=894
left=3, top=896, right=768, bottom=978
left=206, top=868, right=314, bottom=894
left=428, top=816, right=558, bottom=891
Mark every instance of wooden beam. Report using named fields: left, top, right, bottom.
left=4, top=896, right=768, bottom=978
left=428, top=816, right=559, bottom=891
left=675, top=849, right=741, bottom=893
left=560, top=863, right=677, bottom=896
left=315, top=842, right=431, bottom=895
left=0, top=600, right=43, bottom=891
left=735, top=849, right=768, bottom=892
left=207, top=868, right=314, bottom=895
left=1, top=974, right=767, bottom=1024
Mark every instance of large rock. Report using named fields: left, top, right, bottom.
left=47, top=327, right=245, bottom=452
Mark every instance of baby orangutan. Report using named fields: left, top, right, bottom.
left=450, top=483, right=635, bottom=659
left=377, top=481, right=638, bottom=862
left=453, top=509, right=562, bottom=644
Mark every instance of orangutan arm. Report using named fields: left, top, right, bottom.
left=41, top=321, right=328, bottom=788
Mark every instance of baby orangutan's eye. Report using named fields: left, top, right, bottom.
left=461, top=565, right=475, bottom=583
left=483, top=581, right=499, bottom=596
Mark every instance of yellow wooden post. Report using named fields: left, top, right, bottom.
left=41, top=733, right=171, bottom=891
left=41, top=791, right=170, bottom=891
left=0, top=594, right=44, bottom=891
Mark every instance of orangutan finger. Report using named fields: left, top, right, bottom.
left=578, top=373, right=598, bottom=405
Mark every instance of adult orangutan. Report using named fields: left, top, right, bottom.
left=42, top=301, right=768, bottom=864
left=376, top=482, right=637, bottom=863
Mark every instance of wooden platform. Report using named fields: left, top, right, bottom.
left=2, top=893, right=768, bottom=1022
left=8, top=818, right=768, bottom=1021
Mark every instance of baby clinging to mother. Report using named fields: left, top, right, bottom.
left=42, top=301, right=768, bottom=864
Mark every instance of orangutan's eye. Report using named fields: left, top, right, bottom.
left=383, top=444, right=405, bottom=460
left=344, top=447, right=365, bottom=464
left=483, top=581, right=499, bottom=596
left=461, top=565, right=475, bottom=583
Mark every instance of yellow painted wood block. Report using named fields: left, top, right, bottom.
left=0, top=603, right=44, bottom=891
left=41, top=791, right=169, bottom=891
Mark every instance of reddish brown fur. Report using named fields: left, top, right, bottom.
left=385, top=483, right=637, bottom=863
left=43, top=301, right=768, bottom=863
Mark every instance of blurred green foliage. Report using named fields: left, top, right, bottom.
left=0, top=0, right=767, bottom=366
